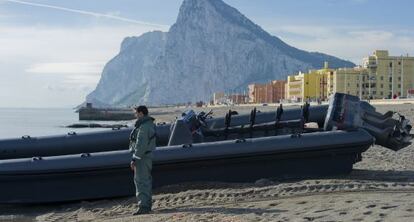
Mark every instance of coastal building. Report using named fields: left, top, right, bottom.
left=223, top=50, right=414, bottom=104
left=213, top=92, right=226, bottom=105
left=363, top=50, right=414, bottom=99
left=286, top=73, right=304, bottom=101
left=333, top=67, right=369, bottom=99
left=248, top=83, right=266, bottom=103
left=286, top=62, right=333, bottom=102
left=212, top=92, right=248, bottom=105
left=248, top=80, right=286, bottom=103
left=228, top=94, right=248, bottom=104
left=286, top=51, right=414, bottom=101
left=271, top=80, right=286, bottom=103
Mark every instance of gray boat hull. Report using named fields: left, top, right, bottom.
left=0, top=129, right=373, bottom=204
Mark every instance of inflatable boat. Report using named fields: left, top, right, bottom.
left=0, top=105, right=327, bottom=160
left=0, top=129, right=373, bottom=203
left=0, top=93, right=411, bottom=203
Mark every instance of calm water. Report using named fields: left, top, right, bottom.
left=0, top=108, right=133, bottom=139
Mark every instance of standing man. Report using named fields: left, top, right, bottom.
left=129, top=105, right=156, bottom=215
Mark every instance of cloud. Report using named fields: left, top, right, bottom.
left=265, top=24, right=414, bottom=64
left=62, top=74, right=101, bottom=85
left=274, top=25, right=334, bottom=38
left=26, top=62, right=105, bottom=74
left=46, top=82, right=96, bottom=93
left=26, top=62, right=104, bottom=89
left=0, top=24, right=166, bottom=63
left=0, top=24, right=168, bottom=107
left=348, top=30, right=394, bottom=42
left=0, top=25, right=147, bottom=89
left=4, top=0, right=168, bottom=28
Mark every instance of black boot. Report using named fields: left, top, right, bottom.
left=133, top=207, right=151, bottom=215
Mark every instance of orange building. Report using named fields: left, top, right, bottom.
left=228, top=94, right=248, bottom=104
left=248, top=80, right=286, bottom=103
left=271, top=80, right=286, bottom=102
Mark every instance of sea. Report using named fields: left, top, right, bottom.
left=0, top=108, right=133, bottom=139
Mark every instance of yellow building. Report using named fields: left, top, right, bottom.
left=333, top=67, right=369, bottom=99
left=286, top=73, right=304, bottom=101
left=286, top=62, right=333, bottom=102
left=330, top=50, right=414, bottom=100
left=363, top=50, right=414, bottom=98
left=286, top=51, right=414, bottom=101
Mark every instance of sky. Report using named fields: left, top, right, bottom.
left=0, top=0, right=413, bottom=108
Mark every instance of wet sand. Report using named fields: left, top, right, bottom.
left=1, top=104, right=414, bottom=222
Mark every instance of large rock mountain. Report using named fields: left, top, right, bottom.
left=86, top=0, right=354, bottom=106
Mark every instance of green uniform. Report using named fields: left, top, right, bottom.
left=129, top=116, right=156, bottom=210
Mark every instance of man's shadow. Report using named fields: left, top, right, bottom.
left=346, top=169, right=414, bottom=182
left=153, top=169, right=414, bottom=195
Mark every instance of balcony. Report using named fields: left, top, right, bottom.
left=365, top=62, right=377, bottom=69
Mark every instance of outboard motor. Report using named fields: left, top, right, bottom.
left=167, top=119, right=193, bottom=146
left=168, top=110, right=214, bottom=146
left=168, top=110, right=198, bottom=146
left=324, top=93, right=412, bottom=151
left=181, top=110, right=201, bottom=134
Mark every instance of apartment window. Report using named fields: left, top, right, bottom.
left=381, top=84, right=383, bottom=88
left=357, top=91, right=359, bottom=95
left=390, top=62, right=393, bottom=67
left=373, top=91, right=377, bottom=95
left=357, top=84, right=359, bottom=87
left=389, top=85, right=392, bottom=90
left=347, top=83, right=350, bottom=87
left=362, top=92, right=365, bottom=95
left=398, top=61, right=401, bottom=65
left=389, top=77, right=392, bottom=82
left=380, top=76, right=384, bottom=81
left=380, top=91, right=383, bottom=96
left=398, top=77, right=401, bottom=81
left=398, top=84, right=401, bottom=88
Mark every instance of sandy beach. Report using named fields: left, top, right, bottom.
left=1, top=103, right=414, bottom=222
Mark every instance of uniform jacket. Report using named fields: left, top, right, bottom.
left=129, top=116, right=156, bottom=160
